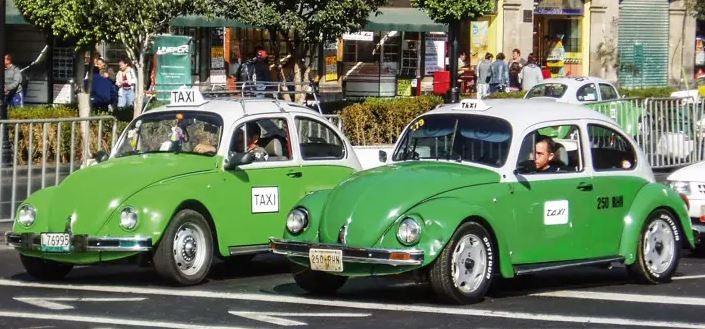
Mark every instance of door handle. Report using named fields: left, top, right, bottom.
left=576, top=182, right=593, bottom=191
left=286, top=171, right=302, bottom=178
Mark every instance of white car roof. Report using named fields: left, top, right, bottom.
left=538, top=76, right=613, bottom=87
left=145, top=99, right=323, bottom=126
left=429, top=98, right=617, bottom=132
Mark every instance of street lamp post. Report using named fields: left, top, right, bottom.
left=447, top=19, right=460, bottom=104
left=0, top=0, right=11, bottom=166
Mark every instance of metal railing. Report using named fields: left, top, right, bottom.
left=0, top=116, right=118, bottom=222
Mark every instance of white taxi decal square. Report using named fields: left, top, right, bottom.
left=544, top=200, right=569, bottom=225
left=252, top=187, right=279, bottom=213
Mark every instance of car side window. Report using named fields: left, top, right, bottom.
left=587, top=124, right=636, bottom=171
left=576, top=83, right=598, bottom=102
left=229, top=118, right=292, bottom=162
left=517, top=124, right=583, bottom=174
left=295, top=117, right=345, bottom=160
left=599, top=83, right=619, bottom=101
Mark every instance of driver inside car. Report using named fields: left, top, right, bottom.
left=232, top=122, right=268, bottom=161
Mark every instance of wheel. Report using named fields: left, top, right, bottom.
left=20, top=254, right=73, bottom=280
left=153, top=209, right=213, bottom=285
left=429, top=221, right=496, bottom=304
left=628, top=209, right=681, bottom=284
left=292, top=265, right=347, bottom=295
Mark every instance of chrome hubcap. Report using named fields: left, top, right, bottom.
left=643, top=219, right=675, bottom=275
left=172, top=222, right=207, bottom=276
left=451, top=234, right=487, bottom=294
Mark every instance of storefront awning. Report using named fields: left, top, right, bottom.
left=365, top=7, right=446, bottom=33
left=170, top=15, right=253, bottom=28
left=6, top=0, right=29, bottom=25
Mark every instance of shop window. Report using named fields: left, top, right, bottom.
left=52, top=47, right=74, bottom=83
left=548, top=19, right=580, bottom=53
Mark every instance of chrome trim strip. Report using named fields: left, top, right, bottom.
left=515, top=256, right=625, bottom=275
left=5, top=233, right=152, bottom=252
left=228, top=244, right=269, bottom=255
left=269, top=239, right=424, bottom=266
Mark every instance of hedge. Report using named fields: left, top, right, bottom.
left=340, top=96, right=444, bottom=145
left=484, top=91, right=526, bottom=99
left=618, top=86, right=676, bottom=98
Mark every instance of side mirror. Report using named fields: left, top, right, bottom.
left=514, top=159, right=536, bottom=175
left=224, top=152, right=255, bottom=170
left=379, top=150, right=388, bottom=163
left=94, top=150, right=109, bottom=163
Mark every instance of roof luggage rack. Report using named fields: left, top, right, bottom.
left=199, top=81, right=323, bottom=114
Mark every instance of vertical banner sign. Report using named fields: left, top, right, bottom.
left=470, top=21, right=489, bottom=66
left=424, top=33, right=446, bottom=76
left=325, top=55, right=338, bottom=82
left=155, top=35, right=193, bottom=101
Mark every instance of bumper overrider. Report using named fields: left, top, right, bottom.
left=5, top=232, right=152, bottom=252
left=269, top=239, right=424, bottom=266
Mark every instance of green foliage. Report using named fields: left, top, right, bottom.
left=411, top=0, right=495, bottom=23
left=484, top=91, right=526, bottom=99
left=618, top=87, right=677, bottom=98
left=340, top=96, right=444, bottom=145
left=8, top=105, right=78, bottom=119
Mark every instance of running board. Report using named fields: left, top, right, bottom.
left=228, top=244, right=269, bottom=256
left=514, top=256, right=625, bottom=275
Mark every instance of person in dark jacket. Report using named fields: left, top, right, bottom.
left=253, top=49, right=271, bottom=97
left=4, top=54, right=23, bottom=107
left=90, top=67, right=117, bottom=110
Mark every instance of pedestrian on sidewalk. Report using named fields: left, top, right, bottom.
left=476, top=52, right=493, bottom=99
left=489, top=52, right=509, bottom=94
left=519, top=55, right=544, bottom=91
left=4, top=54, right=23, bottom=108
left=115, top=58, right=137, bottom=110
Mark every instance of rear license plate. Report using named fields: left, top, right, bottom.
left=40, top=233, right=71, bottom=252
left=309, top=248, right=343, bottom=272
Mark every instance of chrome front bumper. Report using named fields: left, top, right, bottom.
left=269, top=239, right=424, bottom=266
left=5, top=232, right=152, bottom=252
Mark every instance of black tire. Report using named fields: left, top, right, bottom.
left=292, top=264, right=347, bottom=295
left=153, top=209, right=213, bottom=285
left=429, top=221, right=496, bottom=304
left=20, top=254, right=73, bottom=280
left=628, top=209, right=681, bottom=284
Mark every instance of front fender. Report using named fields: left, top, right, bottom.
left=619, top=183, right=694, bottom=264
left=282, top=189, right=333, bottom=242
left=374, top=196, right=515, bottom=279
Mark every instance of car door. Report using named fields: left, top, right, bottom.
left=509, top=123, right=596, bottom=264
left=214, top=114, right=306, bottom=249
left=292, top=115, right=358, bottom=195
left=585, top=123, right=646, bottom=257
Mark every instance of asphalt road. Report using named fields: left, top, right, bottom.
left=0, top=245, right=704, bottom=329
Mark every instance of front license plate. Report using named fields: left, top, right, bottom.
left=40, top=233, right=71, bottom=252
left=309, top=248, right=343, bottom=272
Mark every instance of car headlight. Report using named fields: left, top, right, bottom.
left=17, top=205, right=36, bottom=227
left=397, top=217, right=421, bottom=245
left=668, top=181, right=691, bottom=195
left=119, top=207, right=139, bottom=230
left=286, top=208, right=309, bottom=235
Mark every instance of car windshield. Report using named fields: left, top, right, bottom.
left=392, top=114, right=512, bottom=167
left=526, top=83, right=568, bottom=99
left=114, top=111, right=223, bottom=158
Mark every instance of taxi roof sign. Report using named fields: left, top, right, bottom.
left=168, top=86, right=207, bottom=107
left=458, top=99, right=490, bottom=111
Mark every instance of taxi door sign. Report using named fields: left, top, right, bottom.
left=168, top=86, right=206, bottom=107
left=252, top=187, right=279, bottom=213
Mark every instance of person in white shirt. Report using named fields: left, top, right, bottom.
left=115, top=58, right=137, bottom=110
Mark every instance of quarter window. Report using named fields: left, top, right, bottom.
left=587, top=124, right=636, bottom=171
left=295, top=117, right=345, bottom=160
left=599, top=83, right=619, bottom=101
left=576, top=83, right=598, bottom=102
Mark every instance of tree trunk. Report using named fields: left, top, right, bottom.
left=134, top=51, right=146, bottom=119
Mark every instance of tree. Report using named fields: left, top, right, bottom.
left=16, top=0, right=210, bottom=118
left=215, top=0, right=386, bottom=102
left=411, top=0, right=496, bottom=102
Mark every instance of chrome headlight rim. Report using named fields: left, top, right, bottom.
left=286, top=207, right=309, bottom=235
left=397, top=216, right=422, bottom=246
left=668, top=180, right=691, bottom=195
left=17, top=204, right=36, bottom=227
left=119, top=207, right=139, bottom=231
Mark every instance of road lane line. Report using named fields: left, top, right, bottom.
left=14, top=297, right=147, bottom=310
left=0, top=279, right=704, bottom=328
left=0, top=310, right=254, bottom=329
left=530, top=290, right=705, bottom=306
left=229, top=312, right=370, bottom=326
left=673, top=274, right=705, bottom=280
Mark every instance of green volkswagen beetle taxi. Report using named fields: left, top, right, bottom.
left=7, top=88, right=361, bottom=285
left=270, top=98, right=695, bottom=304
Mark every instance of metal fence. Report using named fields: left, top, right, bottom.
left=0, top=116, right=118, bottom=222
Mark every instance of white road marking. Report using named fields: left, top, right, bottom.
left=14, top=297, right=147, bottom=310
left=0, top=279, right=704, bottom=328
left=673, top=274, right=705, bottom=280
left=0, top=310, right=254, bottom=329
left=530, top=290, right=705, bottom=306
left=229, top=311, right=370, bottom=326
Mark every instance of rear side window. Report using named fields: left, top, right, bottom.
left=587, top=124, right=636, bottom=171
left=576, top=83, right=598, bottom=102
left=599, top=83, right=619, bottom=101
left=526, top=83, right=568, bottom=99
left=295, top=117, right=345, bottom=160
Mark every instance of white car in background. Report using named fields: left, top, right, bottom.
left=524, top=77, right=622, bottom=104
left=667, top=161, right=705, bottom=255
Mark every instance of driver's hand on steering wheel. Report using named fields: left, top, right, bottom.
left=194, top=143, right=216, bottom=154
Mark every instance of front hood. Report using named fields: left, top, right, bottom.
left=33, top=153, right=218, bottom=234
left=318, top=161, right=499, bottom=246
left=668, top=161, right=705, bottom=182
